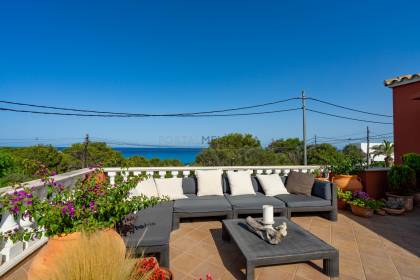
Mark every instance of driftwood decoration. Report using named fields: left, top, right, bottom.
left=245, top=216, right=287, bottom=245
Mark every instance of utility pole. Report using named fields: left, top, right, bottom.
left=366, top=127, right=370, bottom=168
left=83, top=134, right=89, bottom=168
left=302, top=90, right=307, bottom=165
left=314, top=134, right=317, bottom=146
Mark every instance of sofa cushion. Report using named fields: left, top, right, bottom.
left=182, top=177, right=197, bottom=194
left=129, top=177, right=158, bottom=198
left=286, top=171, right=315, bottom=196
left=275, top=194, right=331, bottom=208
left=225, top=192, right=286, bottom=210
left=312, top=180, right=332, bottom=200
left=227, top=171, right=255, bottom=196
left=122, top=202, right=173, bottom=248
left=155, top=178, right=188, bottom=200
left=256, top=174, right=289, bottom=196
left=173, top=194, right=232, bottom=213
left=196, top=170, right=224, bottom=196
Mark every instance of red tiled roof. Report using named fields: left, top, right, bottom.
left=384, top=73, right=420, bottom=88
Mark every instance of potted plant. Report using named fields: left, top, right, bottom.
left=349, top=191, right=382, bottom=218
left=0, top=167, right=164, bottom=279
left=330, top=154, right=363, bottom=192
left=402, top=153, right=420, bottom=206
left=387, top=165, right=416, bottom=211
left=382, top=197, right=405, bottom=215
left=337, top=188, right=353, bottom=210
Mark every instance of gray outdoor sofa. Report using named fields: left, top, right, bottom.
left=120, top=174, right=337, bottom=267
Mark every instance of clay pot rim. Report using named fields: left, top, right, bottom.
left=49, top=228, right=115, bottom=241
left=385, top=192, right=414, bottom=199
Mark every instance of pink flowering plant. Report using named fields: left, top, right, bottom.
left=1, top=167, right=164, bottom=242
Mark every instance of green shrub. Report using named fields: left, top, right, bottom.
left=403, top=153, right=420, bottom=190
left=337, top=188, right=353, bottom=202
left=388, top=165, right=416, bottom=195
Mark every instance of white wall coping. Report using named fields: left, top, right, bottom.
left=104, top=165, right=323, bottom=172
left=0, top=168, right=93, bottom=195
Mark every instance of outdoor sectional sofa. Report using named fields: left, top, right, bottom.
left=120, top=173, right=337, bottom=267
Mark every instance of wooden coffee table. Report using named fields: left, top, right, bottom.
left=222, top=217, right=339, bottom=280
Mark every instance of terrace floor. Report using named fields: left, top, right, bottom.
left=4, top=209, right=420, bottom=280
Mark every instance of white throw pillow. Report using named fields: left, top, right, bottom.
left=256, top=174, right=289, bottom=196
left=196, top=170, right=224, bottom=196
left=129, top=177, right=158, bottom=198
left=227, top=171, right=256, bottom=196
left=155, top=177, right=188, bottom=200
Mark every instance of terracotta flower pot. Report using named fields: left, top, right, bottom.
left=332, top=175, right=363, bottom=192
left=350, top=204, right=373, bottom=218
left=414, top=192, right=420, bottom=206
left=337, top=199, right=348, bottom=210
left=384, top=207, right=405, bottom=215
left=386, top=193, right=414, bottom=212
left=28, top=229, right=125, bottom=280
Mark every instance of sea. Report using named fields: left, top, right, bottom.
left=113, top=147, right=202, bottom=165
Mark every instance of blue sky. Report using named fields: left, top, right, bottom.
left=0, top=0, right=418, bottom=147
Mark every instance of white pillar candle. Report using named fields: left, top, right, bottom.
left=263, top=205, right=274, bottom=225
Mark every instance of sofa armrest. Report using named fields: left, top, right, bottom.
left=312, top=180, right=333, bottom=200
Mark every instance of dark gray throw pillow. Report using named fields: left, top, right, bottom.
left=286, top=171, right=315, bottom=196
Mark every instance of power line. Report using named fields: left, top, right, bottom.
left=307, top=108, right=393, bottom=124
left=0, top=97, right=300, bottom=117
left=0, top=106, right=301, bottom=118
left=307, top=97, right=393, bottom=118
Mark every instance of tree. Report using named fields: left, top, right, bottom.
left=0, top=150, right=14, bottom=177
left=371, top=140, right=394, bottom=167
left=267, top=138, right=303, bottom=164
left=124, top=156, right=150, bottom=167
left=62, top=142, right=124, bottom=169
left=307, top=143, right=340, bottom=165
left=209, top=133, right=261, bottom=149
left=195, top=133, right=285, bottom=166
left=342, top=144, right=365, bottom=164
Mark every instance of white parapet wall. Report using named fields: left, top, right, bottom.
left=0, top=168, right=93, bottom=277
left=103, top=165, right=325, bottom=184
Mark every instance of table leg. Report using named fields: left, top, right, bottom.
left=323, top=254, right=339, bottom=277
left=222, top=223, right=231, bottom=242
left=246, top=261, right=255, bottom=280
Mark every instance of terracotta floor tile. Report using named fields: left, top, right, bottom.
left=295, top=262, right=329, bottom=280
left=172, top=252, right=205, bottom=274
left=5, top=211, right=420, bottom=280
left=190, top=261, right=227, bottom=279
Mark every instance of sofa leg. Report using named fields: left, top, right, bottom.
left=172, top=213, right=180, bottom=230
left=286, top=209, right=291, bottom=220
left=159, top=246, right=170, bottom=268
left=325, top=210, right=337, bottom=221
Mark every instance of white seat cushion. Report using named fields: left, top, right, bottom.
left=129, top=177, right=158, bottom=198
left=196, top=170, right=224, bottom=196
left=256, top=174, right=289, bottom=196
left=155, top=177, right=188, bottom=200
left=227, top=170, right=255, bottom=196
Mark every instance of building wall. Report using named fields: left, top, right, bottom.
left=393, top=82, right=420, bottom=164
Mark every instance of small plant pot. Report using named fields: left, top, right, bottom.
left=350, top=204, right=374, bottom=218
left=414, top=192, right=420, bottom=206
left=337, top=199, right=348, bottom=210
left=383, top=207, right=405, bottom=215
left=386, top=193, right=414, bottom=212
